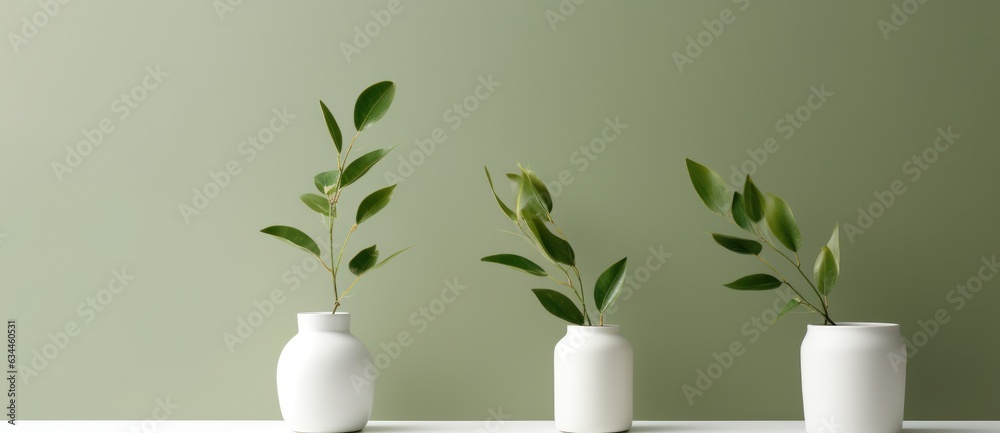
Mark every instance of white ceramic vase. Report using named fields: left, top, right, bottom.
left=553, top=325, right=633, bottom=433
left=801, top=322, right=906, bottom=433
left=277, top=312, right=374, bottom=433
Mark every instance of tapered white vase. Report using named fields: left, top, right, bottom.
left=801, top=322, right=906, bottom=433
left=277, top=312, right=374, bottom=433
left=554, top=325, right=633, bottom=433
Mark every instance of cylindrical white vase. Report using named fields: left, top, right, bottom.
left=554, top=325, right=633, bottom=433
left=801, top=322, right=906, bottom=433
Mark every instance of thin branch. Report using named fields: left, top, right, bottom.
left=336, top=225, right=358, bottom=271
left=338, top=275, right=363, bottom=302
left=330, top=200, right=339, bottom=313
left=736, top=217, right=834, bottom=324
left=330, top=129, right=362, bottom=314
left=571, top=265, right=592, bottom=326
left=756, top=255, right=827, bottom=322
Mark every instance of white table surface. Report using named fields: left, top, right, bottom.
left=3, top=420, right=998, bottom=432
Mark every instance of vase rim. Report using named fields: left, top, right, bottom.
left=807, top=321, right=898, bottom=328
left=565, top=324, right=622, bottom=334
left=297, top=311, right=350, bottom=316
left=296, top=312, right=351, bottom=332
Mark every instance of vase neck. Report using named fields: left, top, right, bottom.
left=297, top=312, right=351, bottom=332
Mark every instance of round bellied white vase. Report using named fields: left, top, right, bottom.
left=553, top=325, right=633, bottom=433
left=800, top=322, right=906, bottom=433
left=277, top=312, right=374, bottom=433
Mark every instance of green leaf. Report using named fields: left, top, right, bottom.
left=349, top=245, right=379, bottom=276
left=777, top=298, right=802, bottom=319
left=300, top=193, right=330, bottom=216
left=341, top=147, right=394, bottom=188
left=530, top=288, right=584, bottom=325
left=685, top=159, right=730, bottom=216
left=356, top=184, right=397, bottom=224
left=314, top=170, right=340, bottom=195
left=515, top=167, right=551, bottom=219
left=523, top=209, right=575, bottom=266
left=594, top=257, right=628, bottom=312
left=711, top=233, right=762, bottom=255
left=484, top=167, right=516, bottom=221
left=742, top=175, right=766, bottom=222
left=524, top=169, right=553, bottom=213
left=260, top=226, right=322, bottom=258
left=505, top=173, right=521, bottom=182
left=354, top=81, right=396, bottom=131
left=764, top=193, right=802, bottom=252
left=370, top=247, right=410, bottom=271
left=320, top=100, right=342, bottom=153
left=723, top=274, right=783, bottom=291
left=481, top=254, right=547, bottom=277
left=826, top=224, right=841, bottom=270
left=814, top=246, right=838, bottom=296
left=731, top=192, right=754, bottom=232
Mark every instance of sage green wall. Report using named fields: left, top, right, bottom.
left=2, top=0, right=998, bottom=421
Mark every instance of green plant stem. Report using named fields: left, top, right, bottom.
left=336, top=225, right=357, bottom=270
left=556, top=263, right=590, bottom=324
left=570, top=266, right=592, bottom=326
left=512, top=219, right=588, bottom=318
left=756, top=255, right=829, bottom=322
left=548, top=219, right=593, bottom=326
left=330, top=200, right=340, bottom=313
left=336, top=131, right=362, bottom=183
left=317, top=257, right=332, bottom=272
left=502, top=226, right=589, bottom=306
left=742, top=219, right=835, bottom=325
left=338, top=275, right=362, bottom=303
left=507, top=209, right=592, bottom=325
left=329, top=130, right=363, bottom=314
left=788, top=296, right=823, bottom=316
left=770, top=246, right=835, bottom=325
left=547, top=275, right=573, bottom=288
